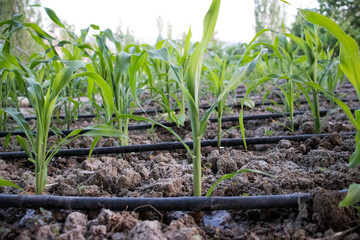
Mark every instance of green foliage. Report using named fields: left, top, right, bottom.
left=206, top=169, right=274, bottom=197
left=340, top=184, right=360, bottom=207
left=0, top=0, right=43, bottom=56
left=317, top=0, right=360, bottom=43
left=0, top=178, right=23, bottom=191
left=299, top=8, right=360, bottom=208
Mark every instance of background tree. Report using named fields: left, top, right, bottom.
left=0, top=0, right=42, bottom=56
left=317, top=0, right=360, bottom=43
left=254, top=0, right=287, bottom=43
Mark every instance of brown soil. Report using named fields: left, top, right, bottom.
left=1, top=94, right=360, bottom=239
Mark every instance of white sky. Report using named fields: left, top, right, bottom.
left=40, top=0, right=318, bottom=44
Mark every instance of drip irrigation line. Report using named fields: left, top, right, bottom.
left=216, top=107, right=358, bottom=122
left=236, top=89, right=357, bottom=99
left=19, top=98, right=359, bottom=121
left=0, top=190, right=348, bottom=211
left=1, top=107, right=357, bottom=138
left=0, top=132, right=355, bottom=160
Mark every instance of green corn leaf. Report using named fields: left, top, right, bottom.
left=184, top=27, right=192, bottom=56
left=248, top=29, right=271, bottom=46
left=62, top=47, right=73, bottom=60
left=206, top=169, right=274, bottom=197
left=332, top=99, right=360, bottom=133
left=50, top=126, right=64, bottom=137
left=90, top=24, right=100, bottom=30
left=110, top=114, right=193, bottom=157
left=349, top=132, right=360, bottom=168
left=283, top=33, right=315, bottom=67
left=129, top=51, right=147, bottom=99
left=299, top=9, right=360, bottom=99
left=0, top=20, right=13, bottom=28
left=23, top=23, right=54, bottom=40
left=85, top=63, right=95, bottom=101
left=44, top=7, right=65, bottom=28
left=49, top=61, right=84, bottom=102
left=16, top=135, right=34, bottom=159
left=72, top=72, right=114, bottom=121
left=204, top=65, right=221, bottom=93
left=4, top=132, right=12, bottom=149
left=1, top=52, right=28, bottom=73
left=239, top=109, right=247, bottom=151
left=114, top=51, right=131, bottom=82
left=0, top=178, right=23, bottom=191
left=88, top=136, right=100, bottom=159
left=4, top=108, right=35, bottom=150
left=199, top=48, right=266, bottom=137
left=102, top=50, right=113, bottom=74
left=83, top=124, right=127, bottom=138
left=339, top=183, right=360, bottom=207
left=146, top=48, right=183, bottom=84
left=24, top=77, right=44, bottom=115
left=243, top=98, right=255, bottom=109
left=186, top=0, right=221, bottom=103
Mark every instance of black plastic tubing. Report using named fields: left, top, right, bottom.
left=2, top=108, right=357, bottom=138
left=21, top=97, right=359, bottom=121
left=0, top=193, right=316, bottom=211
left=0, top=132, right=355, bottom=160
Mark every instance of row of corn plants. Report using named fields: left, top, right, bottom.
left=0, top=0, right=359, bottom=203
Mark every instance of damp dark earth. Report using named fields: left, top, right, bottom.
left=2, top=0, right=360, bottom=239
left=1, top=91, right=360, bottom=239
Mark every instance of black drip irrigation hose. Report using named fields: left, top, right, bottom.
left=1, top=107, right=358, bottom=138
left=214, top=107, right=358, bottom=122
left=0, top=132, right=355, bottom=160
left=0, top=190, right=347, bottom=211
left=20, top=97, right=359, bottom=121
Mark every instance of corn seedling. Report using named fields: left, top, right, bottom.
left=204, top=54, right=228, bottom=149
left=295, top=9, right=360, bottom=207
left=147, top=0, right=267, bottom=196
left=2, top=58, right=124, bottom=195
left=85, top=29, right=148, bottom=146
left=147, top=37, right=192, bottom=126
left=282, top=25, right=327, bottom=134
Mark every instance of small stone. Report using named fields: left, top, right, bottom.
left=63, top=212, right=87, bottom=233
left=117, top=169, right=141, bottom=190
left=112, top=232, right=128, bottom=240
left=298, top=144, right=307, bottom=154
left=36, top=224, right=61, bottom=239
left=128, top=221, right=166, bottom=240
left=279, top=139, right=292, bottom=149
left=81, top=158, right=103, bottom=171
left=305, top=149, right=334, bottom=167
left=89, top=225, right=106, bottom=236
left=300, top=121, right=314, bottom=134
left=79, top=185, right=102, bottom=197
left=77, top=170, right=95, bottom=183
left=217, top=157, right=238, bottom=174
left=57, top=229, right=86, bottom=240
left=149, top=178, right=184, bottom=197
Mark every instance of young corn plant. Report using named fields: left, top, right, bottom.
left=296, top=9, right=360, bottom=207
left=147, top=0, right=266, bottom=196
left=146, top=37, right=192, bottom=126
left=204, top=54, right=227, bottom=149
left=269, top=35, right=297, bottom=132
left=281, top=28, right=323, bottom=134
left=0, top=63, right=19, bottom=132
left=86, top=30, right=148, bottom=146
left=2, top=60, right=121, bottom=195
